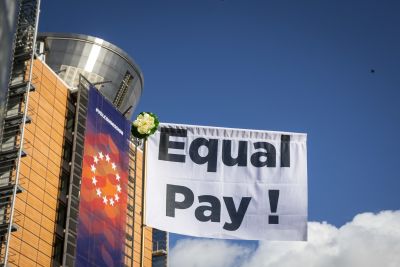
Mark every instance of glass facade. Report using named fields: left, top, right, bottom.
left=152, top=229, right=168, bottom=267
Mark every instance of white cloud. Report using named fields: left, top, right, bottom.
left=170, top=238, right=253, bottom=267
left=170, top=210, right=400, bottom=267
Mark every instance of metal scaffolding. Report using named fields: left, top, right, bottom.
left=0, top=0, right=41, bottom=265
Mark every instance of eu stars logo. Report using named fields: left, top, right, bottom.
left=90, top=151, right=122, bottom=207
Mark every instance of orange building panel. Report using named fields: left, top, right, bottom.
left=8, top=59, right=69, bottom=266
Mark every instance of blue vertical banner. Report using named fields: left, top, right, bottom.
left=75, top=86, right=130, bottom=266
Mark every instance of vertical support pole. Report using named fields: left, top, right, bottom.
left=131, top=141, right=138, bottom=267
left=140, top=139, right=148, bottom=267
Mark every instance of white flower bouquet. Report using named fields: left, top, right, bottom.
left=131, top=112, right=159, bottom=139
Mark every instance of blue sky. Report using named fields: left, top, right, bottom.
left=39, top=0, right=400, bottom=265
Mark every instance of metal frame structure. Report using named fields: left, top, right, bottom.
left=61, top=75, right=90, bottom=267
left=0, top=0, right=41, bottom=265
left=127, top=137, right=142, bottom=267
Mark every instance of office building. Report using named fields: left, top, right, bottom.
left=152, top=230, right=168, bottom=267
left=0, top=0, right=164, bottom=266
left=36, top=32, right=143, bottom=118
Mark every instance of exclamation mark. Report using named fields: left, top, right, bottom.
left=268, top=190, right=279, bottom=224
left=280, top=135, right=290, bottom=167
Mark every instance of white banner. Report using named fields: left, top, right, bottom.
left=145, top=123, right=307, bottom=241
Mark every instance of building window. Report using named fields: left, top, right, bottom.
left=53, top=236, right=64, bottom=265
left=65, top=108, right=74, bottom=133
left=59, top=170, right=69, bottom=196
left=62, top=141, right=73, bottom=162
left=113, top=71, right=133, bottom=108
left=56, top=204, right=67, bottom=228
